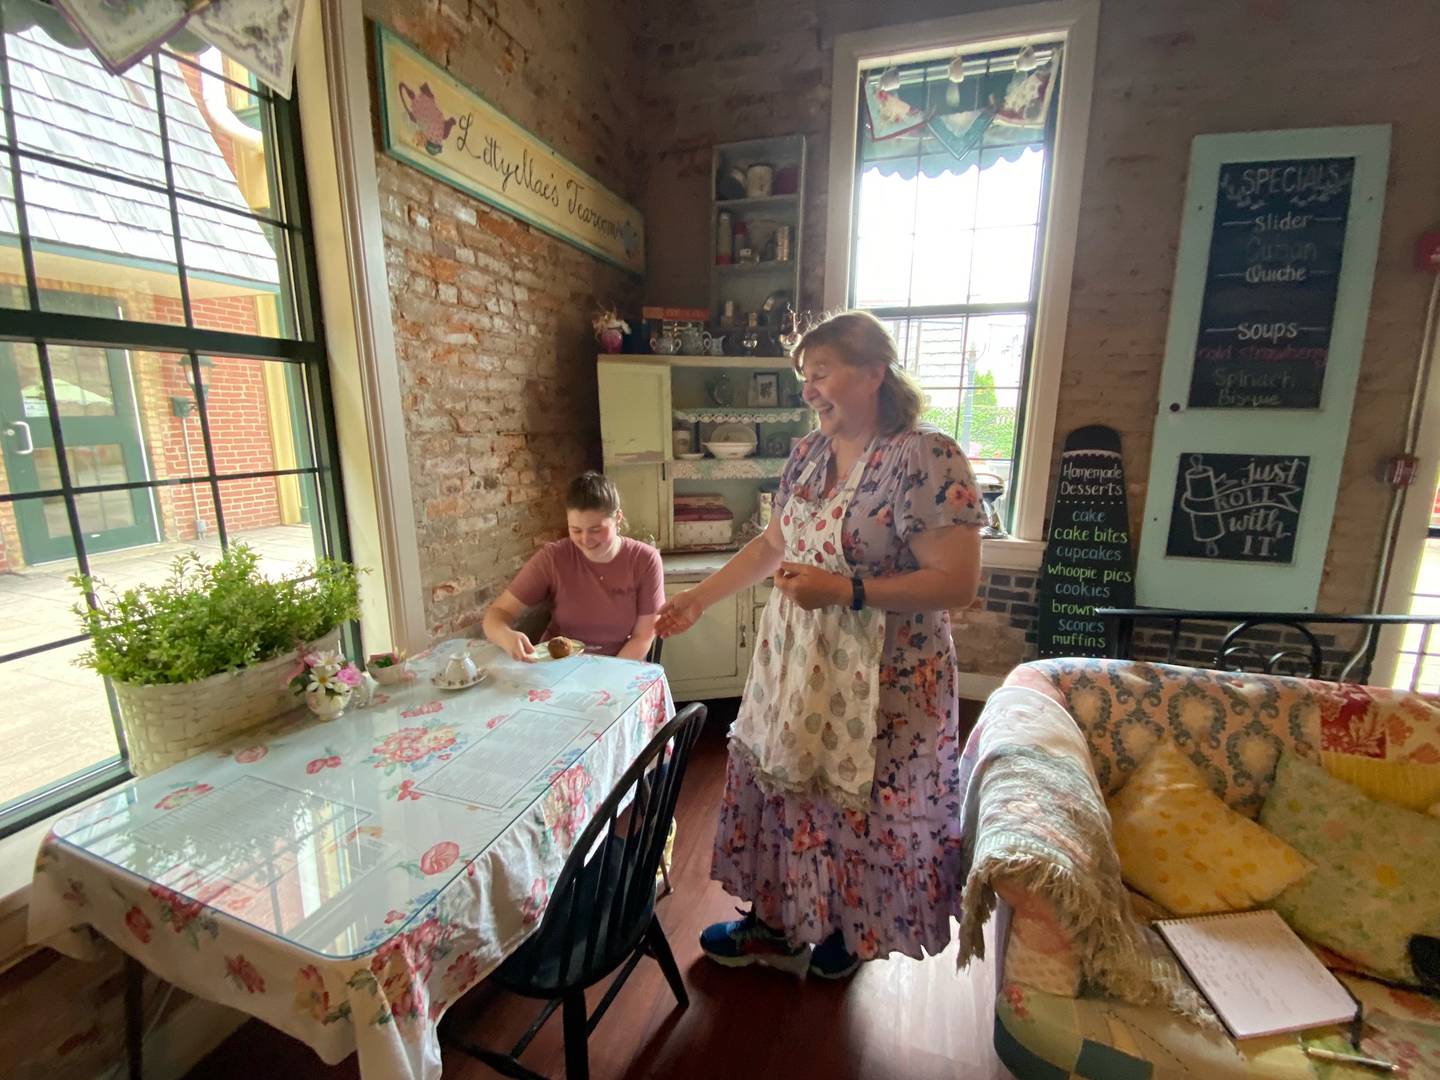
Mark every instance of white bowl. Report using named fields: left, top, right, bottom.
left=705, top=442, right=753, bottom=459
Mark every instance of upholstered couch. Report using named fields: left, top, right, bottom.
left=961, top=659, right=1440, bottom=1080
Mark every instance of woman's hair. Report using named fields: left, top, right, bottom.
left=792, top=310, right=925, bottom=434
left=565, top=471, right=620, bottom=515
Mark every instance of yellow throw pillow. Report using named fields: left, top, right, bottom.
left=1109, top=740, right=1312, bottom=915
left=1321, top=754, right=1440, bottom=814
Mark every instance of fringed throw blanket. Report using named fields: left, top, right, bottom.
left=957, top=685, right=1215, bottom=1025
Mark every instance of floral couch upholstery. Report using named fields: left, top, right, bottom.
left=974, top=659, right=1440, bottom=1080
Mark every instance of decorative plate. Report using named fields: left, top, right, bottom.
left=709, top=422, right=758, bottom=452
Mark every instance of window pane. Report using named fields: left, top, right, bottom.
left=975, top=147, right=1045, bottom=227
left=214, top=475, right=326, bottom=580
left=910, top=229, right=973, bottom=307
left=0, top=640, right=119, bottom=810
left=888, top=313, right=1026, bottom=488
left=968, top=225, right=1036, bottom=303
left=0, top=550, right=83, bottom=657
left=966, top=313, right=1029, bottom=387
left=3, top=21, right=166, bottom=188
left=180, top=204, right=295, bottom=338
left=855, top=168, right=918, bottom=238
left=202, top=356, right=313, bottom=476
left=160, top=51, right=277, bottom=218
left=853, top=230, right=912, bottom=307
left=914, top=168, right=979, bottom=236
left=0, top=158, right=26, bottom=308
left=22, top=159, right=187, bottom=325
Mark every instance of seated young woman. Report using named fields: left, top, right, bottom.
left=482, top=472, right=664, bottom=662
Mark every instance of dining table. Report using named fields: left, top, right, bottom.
left=26, top=638, right=675, bottom=1080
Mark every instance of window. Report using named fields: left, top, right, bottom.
left=0, top=8, right=348, bottom=836
left=852, top=46, right=1059, bottom=532
left=825, top=2, right=1099, bottom=551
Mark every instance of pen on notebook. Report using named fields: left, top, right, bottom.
left=1302, top=1045, right=1397, bottom=1072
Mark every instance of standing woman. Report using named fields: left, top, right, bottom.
left=656, top=311, right=985, bottom=978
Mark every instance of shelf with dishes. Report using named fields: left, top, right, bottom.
left=670, top=457, right=787, bottom=480
left=672, top=407, right=809, bottom=424
left=714, top=194, right=798, bottom=212
left=715, top=260, right=795, bottom=276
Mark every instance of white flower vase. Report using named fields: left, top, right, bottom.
left=307, top=691, right=350, bottom=720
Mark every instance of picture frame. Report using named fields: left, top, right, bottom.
left=752, top=372, right=779, bottom=408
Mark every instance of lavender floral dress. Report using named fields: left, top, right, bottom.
left=712, top=427, right=988, bottom=960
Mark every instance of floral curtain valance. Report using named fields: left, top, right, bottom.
left=860, top=46, right=1061, bottom=179
left=10, top=0, right=302, bottom=97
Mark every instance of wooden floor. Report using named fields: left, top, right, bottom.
left=189, top=703, right=1011, bottom=1080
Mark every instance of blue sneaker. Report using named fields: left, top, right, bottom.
left=699, top=909, right=809, bottom=974
left=808, top=930, right=860, bottom=979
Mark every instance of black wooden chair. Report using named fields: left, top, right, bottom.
left=446, top=702, right=706, bottom=1080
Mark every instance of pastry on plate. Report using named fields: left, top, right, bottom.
left=546, top=636, right=584, bottom=659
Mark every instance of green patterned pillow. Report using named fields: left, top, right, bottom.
left=1261, top=751, right=1440, bottom=986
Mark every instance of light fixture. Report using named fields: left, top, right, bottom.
left=878, top=66, right=900, bottom=92
left=947, top=55, right=966, bottom=83
left=180, top=356, right=215, bottom=393
left=1014, top=45, right=1038, bottom=72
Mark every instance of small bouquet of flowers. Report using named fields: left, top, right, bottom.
left=289, top=647, right=363, bottom=718
left=592, top=306, right=630, bottom=354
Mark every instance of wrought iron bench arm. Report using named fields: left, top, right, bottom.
left=1092, top=608, right=1440, bottom=683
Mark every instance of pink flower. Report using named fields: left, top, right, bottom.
left=225, top=954, right=265, bottom=993
left=445, top=953, right=480, bottom=992
left=528, top=689, right=553, bottom=703
left=396, top=780, right=423, bottom=801
left=306, top=758, right=327, bottom=775
left=234, top=745, right=267, bottom=765
left=294, top=965, right=331, bottom=1022
left=419, top=841, right=460, bottom=875
left=522, top=878, right=548, bottom=925
left=337, top=664, right=363, bottom=687
left=125, top=906, right=152, bottom=943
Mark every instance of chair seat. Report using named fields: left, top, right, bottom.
left=496, top=834, right=655, bottom=997
left=995, top=974, right=1440, bottom=1079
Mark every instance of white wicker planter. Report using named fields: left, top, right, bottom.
left=112, top=630, right=339, bottom=777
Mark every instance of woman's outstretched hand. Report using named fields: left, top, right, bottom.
left=655, top=589, right=705, bottom=637
left=774, top=562, right=849, bottom=611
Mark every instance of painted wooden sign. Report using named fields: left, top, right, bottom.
left=375, top=25, right=645, bottom=274
left=1165, top=452, right=1308, bottom=564
left=1189, top=157, right=1354, bottom=409
left=1135, top=125, right=1388, bottom=613
left=1036, top=426, right=1135, bottom=659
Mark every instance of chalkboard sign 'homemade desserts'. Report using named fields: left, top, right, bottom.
left=1036, top=426, right=1136, bottom=659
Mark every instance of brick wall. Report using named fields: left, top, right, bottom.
left=639, top=0, right=1440, bottom=674
left=366, top=0, right=646, bottom=638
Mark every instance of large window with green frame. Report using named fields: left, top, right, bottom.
left=0, top=4, right=350, bottom=836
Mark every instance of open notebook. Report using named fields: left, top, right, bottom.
left=1155, top=910, right=1357, bottom=1040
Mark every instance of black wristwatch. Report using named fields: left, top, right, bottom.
left=850, top=576, right=865, bottom=611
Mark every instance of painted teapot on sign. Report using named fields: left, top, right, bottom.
left=398, top=82, right=456, bottom=155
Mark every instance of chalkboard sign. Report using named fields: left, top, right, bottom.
left=1189, top=157, right=1354, bottom=409
left=1165, top=452, right=1308, bottom=563
left=1037, top=426, right=1135, bottom=659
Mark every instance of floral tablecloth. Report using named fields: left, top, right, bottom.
left=27, top=639, right=674, bottom=1080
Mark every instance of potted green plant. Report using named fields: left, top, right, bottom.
left=74, top=544, right=362, bottom=776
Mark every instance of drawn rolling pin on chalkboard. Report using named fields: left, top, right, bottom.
left=1181, top=456, right=1224, bottom=556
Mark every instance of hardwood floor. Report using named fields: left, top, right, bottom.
left=189, top=704, right=1011, bottom=1080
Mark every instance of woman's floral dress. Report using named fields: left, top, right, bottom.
left=712, top=427, right=988, bottom=960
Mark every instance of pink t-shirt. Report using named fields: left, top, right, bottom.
left=508, top=538, right=664, bottom=656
